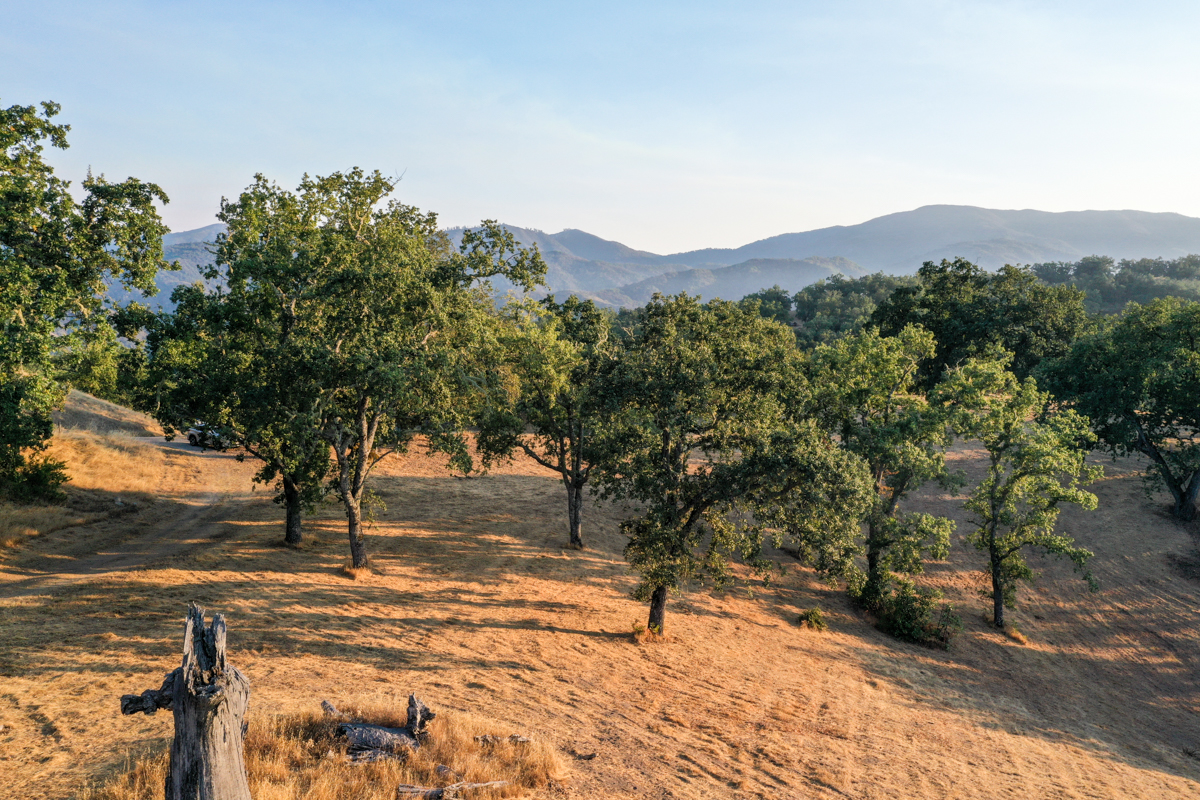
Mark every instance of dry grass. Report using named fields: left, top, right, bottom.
left=0, top=427, right=165, bottom=551
left=5, top=403, right=1200, bottom=799
left=341, top=559, right=372, bottom=580
left=1004, top=625, right=1029, bottom=645
left=52, top=390, right=162, bottom=437
left=83, top=703, right=564, bottom=800
left=0, top=503, right=101, bottom=550
left=47, top=428, right=166, bottom=498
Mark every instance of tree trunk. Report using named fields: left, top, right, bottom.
left=990, top=552, right=1005, bottom=629
left=648, top=586, right=668, bottom=634
left=1174, top=470, right=1200, bottom=521
left=283, top=475, right=302, bottom=546
left=346, top=499, right=368, bottom=568
left=121, top=604, right=252, bottom=800
left=1134, top=423, right=1199, bottom=521
left=862, top=525, right=886, bottom=610
left=566, top=481, right=584, bottom=550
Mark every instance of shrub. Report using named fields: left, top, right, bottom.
left=1, top=455, right=68, bottom=503
left=796, top=607, right=828, bottom=631
left=876, top=577, right=961, bottom=649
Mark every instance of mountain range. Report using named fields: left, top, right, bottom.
left=135, top=206, right=1200, bottom=309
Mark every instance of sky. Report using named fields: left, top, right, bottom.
left=5, top=1, right=1200, bottom=253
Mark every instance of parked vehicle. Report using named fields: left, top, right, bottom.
left=185, top=423, right=229, bottom=450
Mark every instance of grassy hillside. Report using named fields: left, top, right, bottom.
left=0, top=394, right=1198, bottom=798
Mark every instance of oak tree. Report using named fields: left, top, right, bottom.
left=937, top=356, right=1099, bottom=628
left=873, top=258, right=1087, bottom=384
left=210, top=171, right=544, bottom=567
left=592, top=294, right=871, bottom=634
left=810, top=325, right=960, bottom=608
left=476, top=295, right=613, bottom=549
left=1, top=99, right=172, bottom=499
left=1038, top=298, right=1200, bottom=520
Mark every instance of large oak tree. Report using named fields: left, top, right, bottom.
left=1038, top=297, right=1200, bottom=520
left=206, top=170, right=544, bottom=566
left=1, top=99, right=172, bottom=499
left=592, top=294, right=871, bottom=634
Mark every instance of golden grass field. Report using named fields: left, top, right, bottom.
left=1, top=391, right=1199, bottom=799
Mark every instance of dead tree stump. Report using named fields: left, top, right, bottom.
left=121, top=603, right=252, bottom=800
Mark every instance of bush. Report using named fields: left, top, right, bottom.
left=876, top=577, right=961, bottom=649
left=1, top=454, right=68, bottom=503
left=797, top=607, right=828, bottom=631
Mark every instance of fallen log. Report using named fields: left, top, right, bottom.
left=395, top=780, right=510, bottom=799
left=340, top=722, right=418, bottom=757
left=325, top=693, right=438, bottom=762
left=121, top=603, right=251, bottom=800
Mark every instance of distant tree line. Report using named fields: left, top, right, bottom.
left=1032, top=254, right=1200, bottom=314
left=7, top=98, right=1200, bottom=648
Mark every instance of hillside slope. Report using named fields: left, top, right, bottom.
left=0, top=396, right=1198, bottom=798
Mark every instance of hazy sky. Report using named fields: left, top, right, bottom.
left=5, top=1, right=1199, bottom=253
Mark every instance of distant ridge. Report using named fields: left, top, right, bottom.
left=593, top=257, right=867, bottom=308
left=137, top=206, right=1200, bottom=309
left=660, top=206, right=1200, bottom=273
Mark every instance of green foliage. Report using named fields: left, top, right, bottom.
left=937, top=355, right=1100, bottom=628
left=809, top=325, right=960, bottom=608
left=592, top=294, right=873, bottom=632
left=475, top=295, right=614, bottom=548
left=741, top=285, right=794, bottom=324
left=1033, top=254, right=1200, bottom=314
left=873, top=259, right=1088, bottom=384
left=0, top=452, right=68, bottom=503
left=791, top=273, right=916, bottom=348
left=1038, top=297, right=1200, bottom=520
left=174, top=169, right=546, bottom=564
left=873, top=577, right=961, bottom=649
left=796, top=606, right=827, bottom=631
left=0, top=98, right=172, bottom=495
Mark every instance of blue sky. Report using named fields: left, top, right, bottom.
left=5, top=1, right=1199, bottom=252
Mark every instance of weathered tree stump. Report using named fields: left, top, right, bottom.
left=121, top=603, right=252, bottom=800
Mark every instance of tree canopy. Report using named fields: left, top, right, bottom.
left=872, top=258, right=1088, bottom=385
left=1038, top=297, right=1200, bottom=520
left=1, top=99, right=172, bottom=499
left=810, top=325, right=959, bottom=609
left=1032, top=254, right=1200, bottom=315
left=592, top=293, right=872, bottom=634
left=476, top=295, right=614, bottom=549
left=194, top=170, right=545, bottom=566
left=791, top=273, right=916, bottom=349
left=937, top=355, right=1099, bottom=629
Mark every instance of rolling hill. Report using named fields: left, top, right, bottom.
left=121, top=206, right=1200, bottom=310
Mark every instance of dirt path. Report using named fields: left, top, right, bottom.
left=0, top=437, right=261, bottom=599
left=0, top=490, right=229, bottom=598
